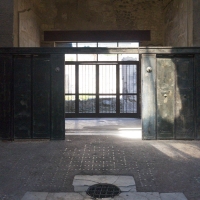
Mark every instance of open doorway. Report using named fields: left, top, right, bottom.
left=62, top=42, right=142, bottom=137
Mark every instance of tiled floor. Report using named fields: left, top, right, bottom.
left=1, top=119, right=200, bottom=200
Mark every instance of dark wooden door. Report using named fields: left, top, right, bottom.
left=174, top=57, right=194, bottom=139
left=0, top=55, right=12, bottom=140
left=12, top=54, right=65, bottom=140
left=14, top=55, right=32, bottom=138
left=156, top=56, right=194, bottom=139
left=32, top=55, right=51, bottom=138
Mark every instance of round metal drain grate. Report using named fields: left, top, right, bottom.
left=86, top=183, right=121, bottom=199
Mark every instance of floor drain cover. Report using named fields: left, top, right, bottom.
left=86, top=183, right=121, bottom=199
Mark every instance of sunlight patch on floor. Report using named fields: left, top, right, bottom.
left=118, top=128, right=142, bottom=139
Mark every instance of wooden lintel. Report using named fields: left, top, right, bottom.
left=44, top=30, right=151, bottom=42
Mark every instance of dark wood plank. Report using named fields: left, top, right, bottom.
left=51, top=54, right=65, bottom=140
left=32, top=55, right=51, bottom=138
left=157, top=58, right=175, bottom=139
left=141, top=54, right=156, bottom=139
left=0, top=55, right=12, bottom=140
left=174, top=58, right=194, bottom=139
left=44, top=30, right=150, bottom=42
left=14, top=56, right=32, bottom=138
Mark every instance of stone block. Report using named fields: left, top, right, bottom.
left=116, top=192, right=161, bottom=200
left=73, top=175, right=136, bottom=192
left=21, top=192, right=48, bottom=200
left=46, top=192, right=85, bottom=200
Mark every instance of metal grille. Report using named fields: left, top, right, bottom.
left=86, top=184, right=121, bottom=199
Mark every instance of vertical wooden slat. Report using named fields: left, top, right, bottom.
left=51, top=54, right=65, bottom=140
left=32, top=55, right=51, bottom=138
left=157, top=58, right=175, bottom=139
left=175, top=57, right=194, bottom=139
left=0, top=55, right=12, bottom=140
left=195, top=54, right=200, bottom=139
left=14, top=56, right=32, bottom=138
left=141, top=54, right=156, bottom=139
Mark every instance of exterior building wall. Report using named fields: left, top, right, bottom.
left=0, top=0, right=14, bottom=47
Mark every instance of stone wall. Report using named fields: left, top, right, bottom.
left=40, top=0, right=165, bottom=46
left=164, top=0, right=193, bottom=47
left=0, top=0, right=14, bottom=47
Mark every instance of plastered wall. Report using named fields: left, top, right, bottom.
left=164, top=0, right=193, bottom=47
left=0, top=0, right=14, bottom=47
left=13, top=0, right=41, bottom=47
left=1, top=0, right=200, bottom=47
left=193, top=0, right=200, bottom=46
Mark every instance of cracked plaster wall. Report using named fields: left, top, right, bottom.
left=13, top=0, right=42, bottom=47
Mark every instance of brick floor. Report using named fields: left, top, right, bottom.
left=0, top=136, right=200, bottom=200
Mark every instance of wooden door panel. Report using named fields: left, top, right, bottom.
left=51, top=54, right=65, bottom=140
left=142, top=54, right=156, bottom=139
left=32, top=55, right=51, bottom=138
left=0, top=55, right=12, bottom=139
left=157, top=58, right=175, bottom=139
left=14, top=56, right=32, bottom=138
left=175, top=58, right=194, bottom=139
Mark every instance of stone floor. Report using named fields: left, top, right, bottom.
left=0, top=119, right=200, bottom=200
left=65, top=118, right=142, bottom=137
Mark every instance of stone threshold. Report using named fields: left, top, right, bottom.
left=21, top=191, right=188, bottom=200
left=21, top=175, right=188, bottom=200
left=73, top=175, right=136, bottom=192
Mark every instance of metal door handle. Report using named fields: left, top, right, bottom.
left=146, top=67, right=152, bottom=73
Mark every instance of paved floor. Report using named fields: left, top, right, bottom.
left=65, top=118, right=141, bottom=137
left=0, top=119, right=200, bottom=200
